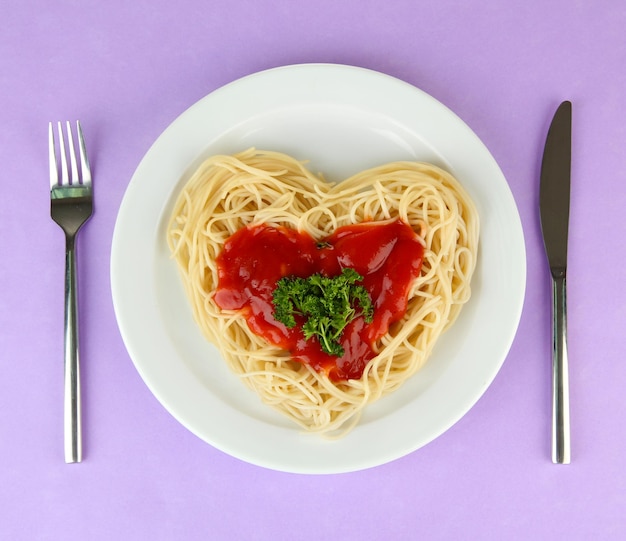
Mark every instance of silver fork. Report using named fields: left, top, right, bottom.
left=49, top=121, right=93, bottom=463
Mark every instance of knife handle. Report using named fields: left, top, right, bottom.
left=551, top=273, right=570, bottom=464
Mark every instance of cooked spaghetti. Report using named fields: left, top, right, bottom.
left=167, top=148, right=479, bottom=436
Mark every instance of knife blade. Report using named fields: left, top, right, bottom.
left=539, top=100, right=572, bottom=464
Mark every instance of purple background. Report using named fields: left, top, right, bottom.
left=2, top=1, right=624, bottom=539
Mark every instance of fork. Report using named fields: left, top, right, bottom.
left=49, top=121, right=93, bottom=463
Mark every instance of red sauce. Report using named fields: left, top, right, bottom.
left=213, top=219, right=424, bottom=381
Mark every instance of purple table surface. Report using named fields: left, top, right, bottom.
left=2, top=1, right=624, bottom=539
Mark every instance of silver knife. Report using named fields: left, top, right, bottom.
left=539, top=100, right=572, bottom=464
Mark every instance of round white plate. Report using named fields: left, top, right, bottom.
left=111, top=64, right=526, bottom=474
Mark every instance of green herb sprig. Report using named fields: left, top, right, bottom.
left=272, top=268, right=374, bottom=357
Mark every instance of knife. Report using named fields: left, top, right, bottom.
left=539, top=100, right=572, bottom=464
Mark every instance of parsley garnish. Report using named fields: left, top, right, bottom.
left=272, top=268, right=374, bottom=357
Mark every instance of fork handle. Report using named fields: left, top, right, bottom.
left=64, top=235, right=82, bottom=463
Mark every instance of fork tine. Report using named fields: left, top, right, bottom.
left=76, top=121, right=92, bottom=186
left=57, top=122, right=70, bottom=186
left=48, top=122, right=58, bottom=189
left=66, top=121, right=79, bottom=185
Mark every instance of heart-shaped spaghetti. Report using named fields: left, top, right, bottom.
left=167, top=148, right=479, bottom=436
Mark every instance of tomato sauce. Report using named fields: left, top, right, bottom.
left=213, top=219, right=424, bottom=381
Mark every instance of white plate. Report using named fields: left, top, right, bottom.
left=111, top=64, right=526, bottom=474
